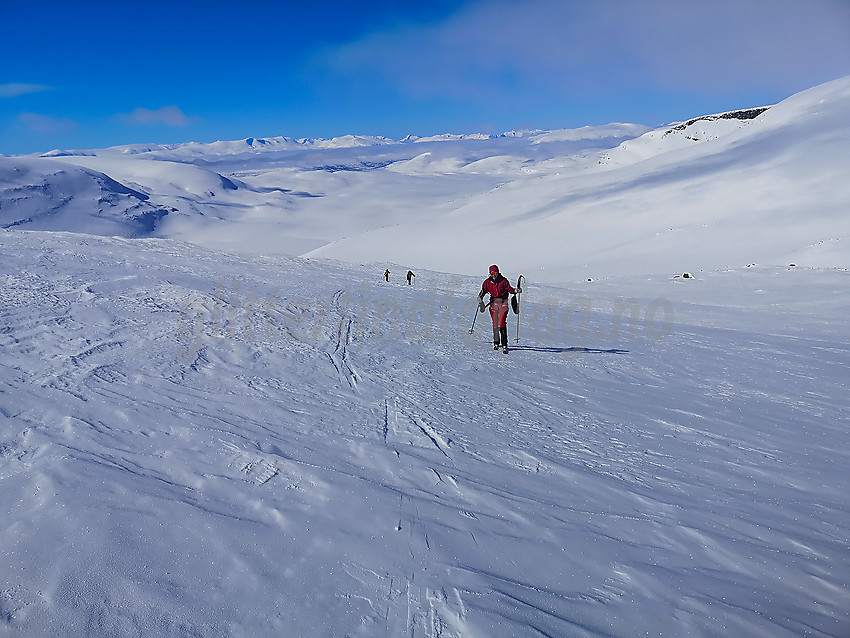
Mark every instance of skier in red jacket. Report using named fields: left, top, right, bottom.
left=478, top=264, right=520, bottom=352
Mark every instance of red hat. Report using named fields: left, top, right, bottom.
left=489, top=265, right=499, bottom=273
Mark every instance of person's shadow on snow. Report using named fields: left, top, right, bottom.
left=509, top=345, right=629, bottom=354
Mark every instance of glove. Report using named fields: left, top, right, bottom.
left=515, top=287, right=522, bottom=294
left=478, top=301, right=486, bottom=313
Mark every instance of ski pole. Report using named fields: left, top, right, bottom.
left=468, top=301, right=480, bottom=334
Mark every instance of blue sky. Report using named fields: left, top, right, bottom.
left=2, top=0, right=849, bottom=155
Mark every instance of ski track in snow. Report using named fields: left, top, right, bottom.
left=0, top=230, right=848, bottom=637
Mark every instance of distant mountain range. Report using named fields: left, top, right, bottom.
left=32, top=123, right=651, bottom=161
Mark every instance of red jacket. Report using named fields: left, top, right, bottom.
left=481, top=274, right=515, bottom=300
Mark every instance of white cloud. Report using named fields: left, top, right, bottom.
left=0, top=83, right=53, bottom=98
left=318, top=0, right=850, bottom=99
left=18, top=112, right=76, bottom=135
left=117, top=106, right=195, bottom=127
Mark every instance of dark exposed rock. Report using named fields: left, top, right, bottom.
left=663, top=107, right=771, bottom=137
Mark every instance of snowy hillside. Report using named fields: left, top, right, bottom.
left=0, top=158, right=172, bottom=236
left=4, top=80, right=849, bottom=282
left=2, top=123, right=650, bottom=260
left=306, top=79, right=850, bottom=280
left=1, top=229, right=848, bottom=637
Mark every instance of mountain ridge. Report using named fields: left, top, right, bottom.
left=28, top=123, right=650, bottom=161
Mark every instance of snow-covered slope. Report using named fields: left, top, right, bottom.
left=0, top=157, right=172, bottom=236
left=306, top=78, right=850, bottom=281
left=1, top=229, right=847, bottom=637
left=3, top=122, right=651, bottom=260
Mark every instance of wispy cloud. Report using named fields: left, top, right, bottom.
left=0, top=83, right=53, bottom=98
left=116, top=106, right=196, bottom=127
left=18, top=112, right=76, bottom=135
left=317, top=0, right=850, bottom=100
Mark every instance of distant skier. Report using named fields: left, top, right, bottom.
left=406, top=270, right=415, bottom=285
left=478, top=265, right=520, bottom=352
left=384, top=269, right=390, bottom=282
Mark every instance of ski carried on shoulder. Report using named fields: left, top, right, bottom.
left=514, top=274, right=524, bottom=342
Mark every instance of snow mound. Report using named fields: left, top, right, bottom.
left=0, top=157, right=171, bottom=236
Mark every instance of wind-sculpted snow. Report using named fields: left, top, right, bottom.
left=0, top=230, right=848, bottom=637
